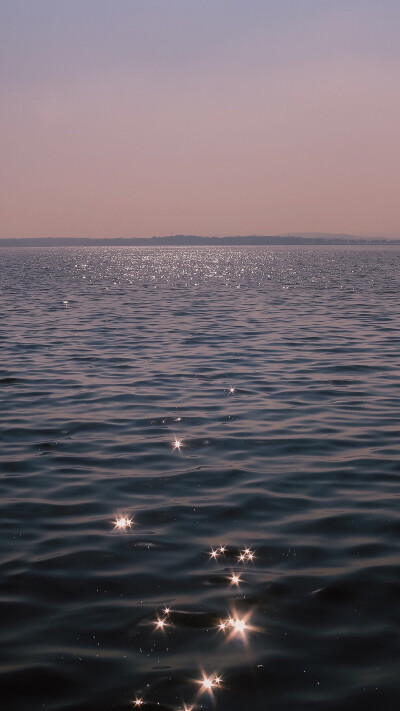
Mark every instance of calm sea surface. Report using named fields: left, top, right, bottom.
left=1, top=246, right=400, bottom=711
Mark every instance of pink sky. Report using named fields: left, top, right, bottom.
left=1, top=1, right=399, bottom=238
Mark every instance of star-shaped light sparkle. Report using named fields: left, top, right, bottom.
left=154, top=617, right=168, bottom=630
left=197, top=674, right=221, bottom=695
left=232, top=618, right=248, bottom=633
left=113, top=516, right=133, bottom=531
left=209, top=545, right=227, bottom=560
left=238, top=547, right=255, bottom=562
left=217, top=610, right=253, bottom=640
left=229, top=573, right=242, bottom=586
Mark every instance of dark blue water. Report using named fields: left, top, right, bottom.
left=1, top=246, right=400, bottom=711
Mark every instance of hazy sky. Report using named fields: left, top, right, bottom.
left=1, top=0, right=399, bottom=238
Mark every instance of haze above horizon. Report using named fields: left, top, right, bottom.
left=1, top=1, right=399, bottom=239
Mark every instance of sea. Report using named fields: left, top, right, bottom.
left=1, top=245, right=400, bottom=711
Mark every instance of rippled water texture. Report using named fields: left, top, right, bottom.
left=1, top=246, right=400, bottom=710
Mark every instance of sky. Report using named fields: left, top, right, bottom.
left=0, top=0, right=399, bottom=239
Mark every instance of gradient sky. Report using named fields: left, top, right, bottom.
left=1, top=0, right=399, bottom=238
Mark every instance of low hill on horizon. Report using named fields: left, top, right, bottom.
left=1, top=233, right=399, bottom=247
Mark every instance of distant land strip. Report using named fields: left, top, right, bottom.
left=1, top=234, right=400, bottom=247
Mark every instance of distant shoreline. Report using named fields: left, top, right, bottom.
left=1, top=235, right=400, bottom=247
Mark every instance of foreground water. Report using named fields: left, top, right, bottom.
left=1, top=245, right=400, bottom=711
